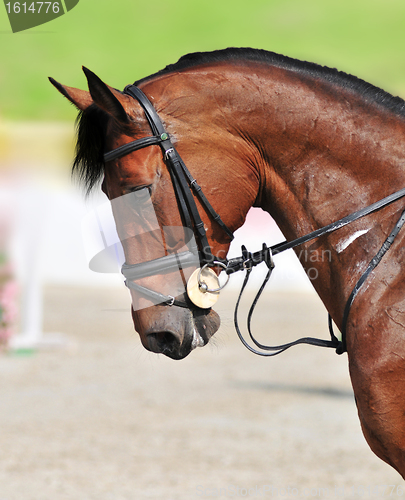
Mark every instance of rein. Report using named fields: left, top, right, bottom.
left=104, top=85, right=405, bottom=356
left=228, top=200, right=405, bottom=356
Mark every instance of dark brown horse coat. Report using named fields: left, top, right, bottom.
left=51, top=48, right=405, bottom=476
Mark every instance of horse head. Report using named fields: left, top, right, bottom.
left=50, top=66, right=258, bottom=359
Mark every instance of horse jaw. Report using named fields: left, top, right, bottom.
left=131, top=305, right=220, bottom=360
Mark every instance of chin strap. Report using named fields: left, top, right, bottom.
left=125, top=279, right=191, bottom=308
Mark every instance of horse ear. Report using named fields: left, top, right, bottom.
left=48, top=77, right=93, bottom=111
left=82, top=67, right=130, bottom=123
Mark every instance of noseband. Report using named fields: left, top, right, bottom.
left=104, top=85, right=405, bottom=356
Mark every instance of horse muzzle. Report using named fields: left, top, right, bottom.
left=132, top=304, right=220, bottom=360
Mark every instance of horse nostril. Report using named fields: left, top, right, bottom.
left=147, top=331, right=180, bottom=355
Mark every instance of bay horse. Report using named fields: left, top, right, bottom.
left=50, top=48, right=405, bottom=476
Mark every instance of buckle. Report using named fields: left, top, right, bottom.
left=166, top=295, right=175, bottom=306
left=263, top=244, right=275, bottom=269
left=164, top=148, right=174, bottom=161
left=241, top=245, right=253, bottom=271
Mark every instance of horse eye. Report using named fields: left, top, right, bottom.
left=130, top=186, right=152, bottom=202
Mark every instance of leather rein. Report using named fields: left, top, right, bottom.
left=104, top=85, right=405, bottom=356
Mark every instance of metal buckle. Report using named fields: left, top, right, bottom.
left=242, top=259, right=252, bottom=270
left=241, top=245, right=252, bottom=271
left=264, top=245, right=275, bottom=269
left=164, top=148, right=174, bottom=161
left=166, top=295, right=175, bottom=306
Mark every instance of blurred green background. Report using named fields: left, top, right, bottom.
left=1, top=0, right=405, bottom=122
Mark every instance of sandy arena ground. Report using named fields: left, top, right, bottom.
left=0, top=286, right=404, bottom=499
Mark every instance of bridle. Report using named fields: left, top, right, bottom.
left=104, top=85, right=405, bottom=356
left=104, top=85, right=234, bottom=309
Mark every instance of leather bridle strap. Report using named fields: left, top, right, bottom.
left=331, top=206, right=405, bottom=353
left=125, top=279, right=190, bottom=308
left=226, top=186, right=405, bottom=274
left=104, top=135, right=163, bottom=163
left=121, top=250, right=199, bottom=280
left=124, top=85, right=233, bottom=264
left=103, top=85, right=233, bottom=308
left=121, top=86, right=212, bottom=264
left=123, top=86, right=233, bottom=238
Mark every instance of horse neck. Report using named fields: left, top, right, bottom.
left=237, top=65, right=405, bottom=320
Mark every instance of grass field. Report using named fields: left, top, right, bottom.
left=1, top=0, right=405, bottom=120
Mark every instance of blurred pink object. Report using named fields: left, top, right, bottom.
left=0, top=217, right=18, bottom=349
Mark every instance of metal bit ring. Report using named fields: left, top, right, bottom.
left=197, top=261, right=230, bottom=293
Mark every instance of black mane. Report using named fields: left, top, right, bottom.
left=137, top=47, right=405, bottom=117
left=75, top=48, right=405, bottom=192
left=73, top=104, right=109, bottom=194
